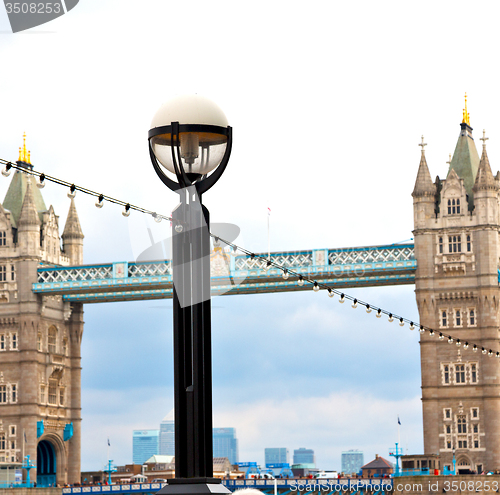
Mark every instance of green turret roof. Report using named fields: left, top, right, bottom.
left=447, top=122, right=480, bottom=210
left=2, top=167, right=47, bottom=228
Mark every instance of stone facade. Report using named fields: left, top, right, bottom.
left=0, top=150, right=84, bottom=486
left=413, top=120, right=500, bottom=472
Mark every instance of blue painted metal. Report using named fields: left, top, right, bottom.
left=37, top=420, right=44, bottom=438
left=61, top=479, right=394, bottom=495
left=33, top=244, right=416, bottom=303
left=64, top=422, right=74, bottom=441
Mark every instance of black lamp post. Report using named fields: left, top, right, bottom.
left=148, top=95, right=232, bottom=494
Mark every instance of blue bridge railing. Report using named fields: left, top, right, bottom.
left=62, top=479, right=393, bottom=495
left=33, top=243, right=416, bottom=303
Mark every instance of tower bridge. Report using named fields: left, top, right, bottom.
left=1, top=99, right=500, bottom=486
left=32, top=243, right=416, bottom=303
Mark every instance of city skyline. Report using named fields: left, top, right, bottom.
left=1, top=0, right=500, bottom=474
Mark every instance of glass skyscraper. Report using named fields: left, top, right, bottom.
left=293, top=448, right=315, bottom=466
left=341, top=450, right=364, bottom=475
left=265, top=448, right=289, bottom=466
left=213, top=428, right=239, bottom=465
left=133, top=430, right=159, bottom=464
left=159, top=410, right=175, bottom=456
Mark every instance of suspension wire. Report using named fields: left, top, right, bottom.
left=0, top=157, right=497, bottom=357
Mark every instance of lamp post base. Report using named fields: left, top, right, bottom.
left=157, top=478, right=231, bottom=495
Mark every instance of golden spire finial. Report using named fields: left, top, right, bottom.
left=462, top=93, right=470, bottom=125
left=18, top=132, right=31, bottom=163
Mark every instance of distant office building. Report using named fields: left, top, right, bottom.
left=265, top=448, right=289, bottom=466
left=293, top=448, right=315, bottom=466
left=159, top=410, right=175, bottom=456
left=133, top=430, right=159, bottom=464
left=341, top=450, right=364, bottom=474
left=213, top=428, right=239, bottom=465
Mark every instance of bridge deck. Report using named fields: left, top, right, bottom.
left=33, top=244, right=415, bottom=303
left=61, top=479, right=393, bottom=494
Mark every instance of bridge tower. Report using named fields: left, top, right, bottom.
left=0, top=135, right=84, bottom=486
left=412, top=98, right=500, bottom=473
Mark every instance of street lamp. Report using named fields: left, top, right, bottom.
left=148, top=95, right=232, bottom=495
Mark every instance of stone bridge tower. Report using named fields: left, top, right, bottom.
left=412, top=98, right=500, bottom=473
left=0, top=135, right=84, bottom=486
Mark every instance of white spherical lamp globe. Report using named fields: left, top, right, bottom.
left=149, top=95, right=230, bottom=177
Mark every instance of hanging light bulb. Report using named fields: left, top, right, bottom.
left=328, top=289, right=335, bottom=298
left=297, top=276, right=305, bottom=286
left=448, top=337, right=453, bottom=344
left=351, top=298, right=358, bottom=308
left=1, top=162, right=12, bottom=177
left=67, top=184, right=76, bottom=199
left=95, top=194, right=104, bottom=208
left=439, top=333, right=444, bottom=340
left=339, top=293, right=345, bottom=303
left=376, top=309, right=382, bottom=318
left=152, top=212, right=161, bottom=223
left=122, top=204, right=131, bottom=217
left=482, top=348, right=487, bottom=355
left=488, top=350, right=494, bottom=357
left=175, top=223, right=183, bottom=233
left=473, top=345, right=478, bottom=352
left=313, top=282, right=320, bottom=292
left=36, top=173, right=45, bottom=189
left=429, top=329, right=435, bottom=336
left=463, top=342, right=469, bottom=350
left=388, top=313, right=394, bottom=322
left=265, top=260, right=272, bottom=271
left=496, top=352, right=500, bottom=359
left=231, top=246, right=238, bottom=257
left=282, top=269, right=289, bottom=280
left=366, top=304, right=372, bottom=313
left=399, top=318, right=404, bottom=327
left=409, top=322, right=415, bottom=331
left=456, top=339, right=461, bottom=347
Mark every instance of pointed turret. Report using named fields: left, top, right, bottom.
left=448, top=94, right=480, bottom=209
left=3, top=134, right=46, bottom=228
left=412, top=136, right=435, bottom=197
left=17, top=179, right=40, bottom=257
left=473, top=130, right=497, bottom=192
left=18, top=179, right=40, bottom=228
left=62, top=198, right=84, bottom=265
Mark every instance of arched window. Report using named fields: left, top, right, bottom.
left=471, top=364, right=477, bottom=383
left=469, top=309, right=475, bottom=326
left=48, top=379, right=57, bottom=405
left=457, top=416, right=467, bottom=433
left=48, top=326, right=57, bottom=354
left=444, top=365, right=449, bottom=384
left=456, top=364, right=466, bottom=383
left=449, top=236, right=462, bottom=253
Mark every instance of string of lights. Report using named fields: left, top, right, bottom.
left=0, top=159, right=172, bottom=224
left=1, top=156, right=498, bottom=358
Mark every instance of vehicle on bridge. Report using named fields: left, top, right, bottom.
left=315, top=471, right=339, bottom=479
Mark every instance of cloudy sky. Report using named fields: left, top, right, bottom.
left=1, top=0, right=500, bottom=473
